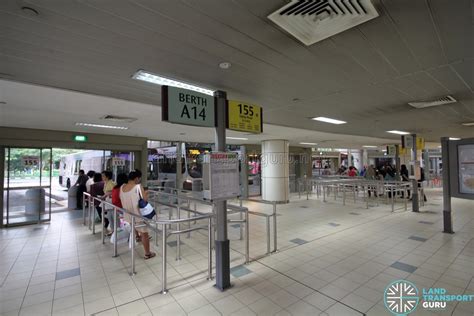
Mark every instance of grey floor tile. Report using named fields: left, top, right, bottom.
left=328, top=223, right=340, bottom=227
left=349, top=212, right=360, bottom=215
left=408, top=236, right=428, bottom=242
left=56, top=268, right=80, bottom=281
left=390, top=262, right=417, bottom=273
left=290, top=238, right=308, bottom=245
left=230, top=265, right=252, bottom=278
left=167, top=240, right=185, bottom=247
left=418, top=221, right=434, bottom=225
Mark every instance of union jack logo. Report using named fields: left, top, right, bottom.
left=384, top=280, right=419, bottom=315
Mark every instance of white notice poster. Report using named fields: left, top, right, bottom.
left=458, top=144, right=474, bottom=194
left=203, top=152, right=240, bottom=201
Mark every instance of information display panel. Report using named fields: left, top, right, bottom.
left=458, top=144, right=474, bottom=194
left=227, top=100, right=263, bottom=134
left=447, top=138, right=474, bottom=200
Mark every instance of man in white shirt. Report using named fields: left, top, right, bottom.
left=85, top=170, right=95, bottom=193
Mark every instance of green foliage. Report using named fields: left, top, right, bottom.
left=5, top=148, right=83, bottom=175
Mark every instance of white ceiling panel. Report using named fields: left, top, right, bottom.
left=0, top=0, right=472, bottom=142
left=381, top=0, right=446, bottom=68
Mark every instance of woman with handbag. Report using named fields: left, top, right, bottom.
left=119, top=170, right=156, bottom=260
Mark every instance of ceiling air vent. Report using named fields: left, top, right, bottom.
left=408, top=95, right=457, bottom=109
left=268, top=0, right=379, bottom=46
left=101, top=115, right=137, bottom=123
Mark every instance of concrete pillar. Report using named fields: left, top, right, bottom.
left=362, top=149, right=368, bottom=167
left=261, top=140, right=289, bottom=202
left=352, top=150, right=363, bottom=170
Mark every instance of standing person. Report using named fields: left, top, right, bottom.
left=106, top=173, right=128, bottom=236
left=101, top=170, right=116, bottom=230
left=85, top=170, right=95, bottom=193
left=120, top=170, right=156, bottom=260
left=419, top=167, right=427, bottom=202
left=89, top=173, right=104, bottom=223
left=400, top=164, right=410, bottom=199
left=365, top=165, right=377, bottom=197
left=348, top=166, right=357, bottom=177
left=74, top=170, right=88, bottom=209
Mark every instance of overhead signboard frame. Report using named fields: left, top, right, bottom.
left=162, top=86, right=216, bottom=128
left=227, top=100, right=263, bottom=134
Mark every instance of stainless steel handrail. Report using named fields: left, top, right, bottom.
left=239, top=198, right=278, bottom=256
left=149, top=189, right=251, bottom=264
left=298, top=178, right=413, bottom=211
left=82, top=192, right=214, bottom=294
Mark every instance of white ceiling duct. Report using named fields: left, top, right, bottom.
left=408, top=95, right=457, bottom=109
left=268, top=0, right=379, bottom=46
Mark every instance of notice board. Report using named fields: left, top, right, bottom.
left=202, top=152, right=240, bottom=201
left=448, top=138, right=474, bottom=200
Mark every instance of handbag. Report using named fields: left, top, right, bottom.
left=137, top=186, right=156, bottom=219
left=110, top=221, right=131, bottom=245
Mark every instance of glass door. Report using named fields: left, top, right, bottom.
left=3, top=147, right=52, bottom=226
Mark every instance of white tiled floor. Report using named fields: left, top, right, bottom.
left=1, top=188, right=473, bottom=315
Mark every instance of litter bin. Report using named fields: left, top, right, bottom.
left=68, top=186, right=78, bottom=209
left=25, top=188, right=45, bottom=216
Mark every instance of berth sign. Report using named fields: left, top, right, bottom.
left=162, top=86, right=215, bottom=127
left=227, top=100, right=263, bottom=134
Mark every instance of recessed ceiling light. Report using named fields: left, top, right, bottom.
left=462, top=122, right=474, bottom=126
left=226, top=137, right=248, bottom=140
left=449, top=137, right=461, bottom=140
left=363, top=145, right=378, bottom=148
left=218, top=62, right=231, bottom=69
left=300, top=142, right=317, bottom=146
left=76, top=122, right=128, bottom=130
left=311, top=117, right=346, bottom=125
left=132, top=70, right=214, bottom=95
left=387, top=130, right=410, bottom=135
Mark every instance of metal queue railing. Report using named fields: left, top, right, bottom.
left=238, top=198, right=278, bottom=256
left=297, top=178, right=421, bottom=212
left=149, top=187, right=281, bottom=262
left=82, top=192, right=213, bottom=294
left=147, top=187, right=252, bottom=264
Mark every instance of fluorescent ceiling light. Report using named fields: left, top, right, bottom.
left=226, top=137, right=248, bottom=140
left=363, top=145, right=378, bottom=148
left=462, top=122, right=474, bottom=126
left=132, top=70, right=214, bottom=95
left=311, top=117, right=346, bottom=125
left=449, top=137, right=461, bottom=140
left=300, top=142, right=317, bottom=145
left=76, top=122, right=128, bottom=130
left=387, top=130, right=410, bottom=135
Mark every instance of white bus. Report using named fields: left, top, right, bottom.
left=59, top=150, right=133, bottom=188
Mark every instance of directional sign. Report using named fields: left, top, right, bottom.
left=386, top=145, right=396, bottom=156
left=162, top=86, right=215, bottom=127
left=227, top=100, right=263, bottom=134
left=22, top=156, right=39, bottom=167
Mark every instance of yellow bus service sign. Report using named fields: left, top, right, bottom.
left=227, top=100, right=263, bottom=134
